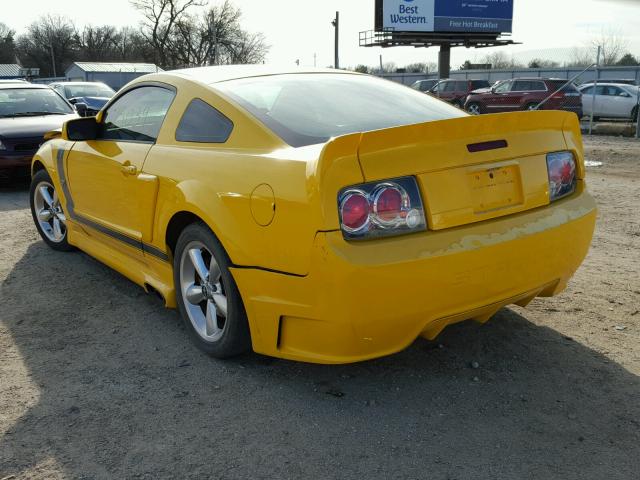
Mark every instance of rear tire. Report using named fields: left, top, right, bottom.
left=524, top=103, right=539, bottom=111
left=632, top=106, right=638, bottom=122
left=30, top=169, right=75, bottom=252
left=174, top=222, right=251, bottom=358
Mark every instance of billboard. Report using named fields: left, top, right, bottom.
left=377, top=0, right=514, bottom=34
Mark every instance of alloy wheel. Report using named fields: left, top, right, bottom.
left=33, top=181, right=67, bottom=243
left=468, top=104, right=481, bottom=115
left=179, top=241, right=228, bottom=342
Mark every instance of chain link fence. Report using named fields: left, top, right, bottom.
left=375, top=59, right=640, bottom=139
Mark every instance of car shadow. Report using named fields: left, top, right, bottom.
left=0, top=178, right=29, bottom=213
left=1, top=243, right=639, bottom=479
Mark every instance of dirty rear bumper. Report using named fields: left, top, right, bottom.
left=231, top=189, right=597, bottom=364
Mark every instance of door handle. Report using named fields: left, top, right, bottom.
left=121, top=163, right=137, bottom=175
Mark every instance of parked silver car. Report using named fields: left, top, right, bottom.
left=579, top=83, right=640, bottom=121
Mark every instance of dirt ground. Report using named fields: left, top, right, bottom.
left=1, top=136, right=638, bottom=480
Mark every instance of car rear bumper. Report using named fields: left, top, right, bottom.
left=231, top=189, right=597, bottom=364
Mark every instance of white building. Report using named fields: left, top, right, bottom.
left=64, top=62, right=163, bottom=90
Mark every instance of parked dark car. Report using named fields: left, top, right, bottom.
left=464, top=78, right=583, bottom=117
left=410, top=79, right=439, bottom=93
left=0, top=84, right=77, bottom=179
left=430, top=79, right=491, bottom=107
left=49, top=81, right=115, bottom=117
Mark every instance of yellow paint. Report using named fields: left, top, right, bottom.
left=32, top=68, right=597, bottom=364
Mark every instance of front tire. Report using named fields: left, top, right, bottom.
left=524, top=103, right=539, bottom=111
left=30, top=169, right=74, bottom=252
left=632, top=106, right=638, bottom=122
left=174, top=222, right=251, bottom=358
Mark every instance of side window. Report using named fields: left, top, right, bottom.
left=444, top=82, right=458, bottom=92
left=99, top=86, right=175, bottom=143
left=512, top=81, right=529, bottom=92
left=176, top=99, right=234, bottom=143
left=531, top=81, right=547, bottom=91
left=494, top=81, right=511, bottom=93
left=456, top=81, right=468, bottom=91
left=581, top=86, right=594, bottom=95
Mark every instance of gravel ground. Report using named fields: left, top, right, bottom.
left=1, top=136, right=639, bottom=480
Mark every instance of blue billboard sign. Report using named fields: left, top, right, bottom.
left=379, top=0, right=514, bottom=34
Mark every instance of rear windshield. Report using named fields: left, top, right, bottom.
left=0, top=88, right=74, bottom=117
left=548, top=80, right=580, bottom=93
left=216, top=73, right=465, bottom=147
left=64, top=84, right=115, bottom=99
left=471, top=80, right=490, bottom=89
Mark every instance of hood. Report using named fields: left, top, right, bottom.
left=0, top=114, right=78, bottom=139
left=70, top=96, right=110, bottom=110
left=470, top=87, right=492, bottom=94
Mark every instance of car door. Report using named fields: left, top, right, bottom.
left=605, top=86, right=634, bottom=117
left=485, top=80, right=513, bottom=112
left=65, top=84, right=176, bottom=253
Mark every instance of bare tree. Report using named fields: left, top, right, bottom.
left=131, top=0, right=205, bottom=68
left=591, top=28, right=629, bottom=66
left=169, top=1, right=268, bottom=67
left=76, top=25, right=120, bottom=61
left=482, top=51, right=523, bottom=70
left=0, top=22, right=17, bottom=64
left=15, top=15, right=77, bottom=77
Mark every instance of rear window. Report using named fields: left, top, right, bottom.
left=512, top=80, right=547, bottom=92
left=216, top=74, right=465, bottom=148
left=176, top=99, right=233, bottom=143
left=471, top=80, right=490, bottom=89
left=549, top=80, right=579, bottom=93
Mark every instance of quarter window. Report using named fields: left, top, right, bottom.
left=176, top=99, right=234, bottom=143
left=99, top=86, right=175, bottom=142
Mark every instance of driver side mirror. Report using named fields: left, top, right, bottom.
left=63, top=116, right=99, bottom=141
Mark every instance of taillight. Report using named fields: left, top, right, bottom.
left=547, top=151, right=577, bottom=202
left=338, top=176, right=426, bottom=240
left=340, top=191, right=370, bottom=233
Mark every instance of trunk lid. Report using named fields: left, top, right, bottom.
left=356, top=111, right=580, bottom=231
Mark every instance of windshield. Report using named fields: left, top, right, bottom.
left=64, top=84, right=115, bottom=99
left=216, top=73, right=466, bottom=147
left=0, top=88, right=74, bottom=117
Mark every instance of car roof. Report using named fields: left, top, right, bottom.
left=580, top=82, right=636, bottom=87
left=168, top=65, right=359, bottom=84
left=49, top=81, right=111, bottom=86
left=0, top=83, right=49, bottom=90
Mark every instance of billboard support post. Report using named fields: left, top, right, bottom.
left=438, top=45, right=451, bottom=79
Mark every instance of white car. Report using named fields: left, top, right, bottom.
left=579, top=83, right=640, bottom=120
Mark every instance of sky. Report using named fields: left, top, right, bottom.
left=5, top=0, right=640, bottom=69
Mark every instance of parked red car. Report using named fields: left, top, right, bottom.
left=429, top=79, right=491, bottom=108
left=464, top=78, right=583, bottom=117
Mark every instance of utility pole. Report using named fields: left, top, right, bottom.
left=379, top=54, right=383, bottom=72
left=589, top=45, right=601, bottom=136
left=49, top=43, right=57, bottom=77
left=633, top=63, right=640, bottom=139
left=331, top=12, right=340, bottom=69
left=313, top=53, right=317, bottom=68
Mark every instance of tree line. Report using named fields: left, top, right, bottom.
left=0, top=0, right=269, bottom=77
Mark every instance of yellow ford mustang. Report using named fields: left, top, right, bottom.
left=29, top=66, right=597, bottom=364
